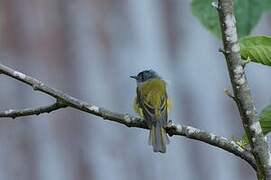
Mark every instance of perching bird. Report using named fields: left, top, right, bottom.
left=130, top=70, right=171, bottom=153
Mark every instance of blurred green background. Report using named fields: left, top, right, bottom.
left=0, top=0, right=271, bottom=180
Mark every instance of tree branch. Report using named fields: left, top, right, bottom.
left=0, top=101, right=67, bottom=118
left=0, top=63, right=256, bottom=170
left=217, top=0, right=271, bottom=179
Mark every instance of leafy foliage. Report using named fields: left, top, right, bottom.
left=240, top=36, right=271, bottom=66
left=191, top=0, right=265, bottom=38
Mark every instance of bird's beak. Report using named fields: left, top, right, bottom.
left=130, top=75, right=137, bottom=79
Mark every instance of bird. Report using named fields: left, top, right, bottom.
left=130, top=70, right=171, bottom=153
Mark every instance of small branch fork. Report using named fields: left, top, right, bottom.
left=0, top=63, right=256, bottom=170
left=0, top=100, right=67, bottom=119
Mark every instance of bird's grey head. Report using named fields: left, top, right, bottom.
left=130, top=70, right=160, bottom=83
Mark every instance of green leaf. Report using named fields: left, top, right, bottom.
left=259, top=104, right=271, bottom=135
left=191, top=0, right=221, bottom=37
left=236, top=134, right=249, bottom=148
left=191, top=0, right=264, bottom=38
left=240, top=36, right=271, bottom=66
left=263, top=0, right=271, bottom=10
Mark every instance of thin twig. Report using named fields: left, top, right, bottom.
left=241, top=57, right=251, bottom=68
left=217, top=0, right=271, bottom=178
left=0, top=63, right=256, bottom=170
left=224, top=89, right=237, bottom=102
left=0, top=101, right=67, bottom=118
left=211, top=1, right=219, bottom=10
left=218, top=47, right=229, bottom=55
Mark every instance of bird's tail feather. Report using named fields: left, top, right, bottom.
left=148, top=125, right=169, bottom=153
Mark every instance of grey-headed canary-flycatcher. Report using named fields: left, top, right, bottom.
left=131, top=70, right=171, bottom=153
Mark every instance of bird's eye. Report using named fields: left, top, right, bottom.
left=140, top=73, right=144, bottom=81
